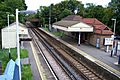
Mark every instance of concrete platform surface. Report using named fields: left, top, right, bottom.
left=61, top=35, right=120, bottom=71
left=23, top=41, right=41, bottom=80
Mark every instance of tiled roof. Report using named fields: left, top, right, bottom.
left=95, top=30, right=113, bottom=35
left=82, top=18, right=103, bottom=25
left=53, top=20, right=80, bottom=27
left=30, top=18, right=39, bottom=22
left=93, top=25, right=107, bottom=30
left=102, top=30, right=113, bottom=35
left=54, top=15, right=113, bottom=35
left=62, top=15, right=83, bottom=21
left=82, top=18, right=113, bottom=35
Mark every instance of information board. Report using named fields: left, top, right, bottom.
left=104, top=38, right=113, bottom=45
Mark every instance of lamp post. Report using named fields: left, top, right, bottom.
left=7, top=13, right=14, bottom=59
left=7, top=14, right=10, bottom=56
left=111, top=18, right=116, bottom=35
left=74, top=9, right=81, bottom=46
left=111, top=18, right=116, bottom=57
left=16, top=9, right=21, bottom=80
left=49, top=4, right=51, bottom=31
left=16, top=9, right=36, bottom=80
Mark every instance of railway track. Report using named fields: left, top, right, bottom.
left=29, top=28, right=74, bottom=80
left=30, top=28, right=106, bottom=80
left=29, top=29, right=57, bottom=80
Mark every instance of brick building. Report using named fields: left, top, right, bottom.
left=52, top=15, right=113, bottom=49
left=82, top=18, right=113, bottom=48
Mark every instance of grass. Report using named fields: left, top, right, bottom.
left=0, top=48, right=17, bottom=73
left=43, top=25, right=49, bottom=31
left=0, top=48, right=33, bottom=80
left=22, top=64, right=33, bottom=80
left=42, top=26, right=64, bottom=37
left=52, top=31, right=64, bottom=37
left=20, top=49, right=28, bottom=58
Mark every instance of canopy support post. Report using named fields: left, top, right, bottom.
left=78, top=32, right=81, bottom=46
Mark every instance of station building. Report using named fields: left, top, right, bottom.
left=2, top=22, right=28, bottom=49
left=52, top=15, right=113, bottom=49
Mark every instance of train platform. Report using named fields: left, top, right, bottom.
left=23, top=41, right=41, bottom=80
left=60, top=35, right=120, bottom=72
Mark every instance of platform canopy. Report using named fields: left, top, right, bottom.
left=52, top=20, right=93, bottom=32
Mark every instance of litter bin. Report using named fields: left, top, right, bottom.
left=96, top=38, right=100, bottom=48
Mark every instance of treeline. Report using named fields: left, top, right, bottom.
left=34, top=0, right=119, bottom=35
left=0, top=0, right=27, bottom=28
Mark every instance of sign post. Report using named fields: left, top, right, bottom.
left=106, top=46, right=109, bottom=52
left=104, top=38, right=113, bottom=53
left=111, top=35, right=115, bottom=57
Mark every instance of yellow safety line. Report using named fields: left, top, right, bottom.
left=40, top=28, right=120, bottom=77
left=30, top=42, right=47, bottom=80
left=75, top=47, right=120, bottom=77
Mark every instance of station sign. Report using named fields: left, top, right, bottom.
left=104, top=38, right=113, bottom=46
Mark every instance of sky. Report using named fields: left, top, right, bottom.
left=25, top=0, right=111, bottom=10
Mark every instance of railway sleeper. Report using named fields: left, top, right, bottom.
left=79, top=68, right=87, bottom=71
left=83, top=70, right=89, bottom=73
left=34, top=28, right=104, bottom=80
left=88, top=74, right=95, bottom=78
left=74, top=64, right=83, bottom=68
left=84, top=72, right=92, bottom=75
left=90, top=77, right=100, bottom=80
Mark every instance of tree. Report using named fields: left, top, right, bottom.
left=37, top=0, right=84, bottom=26
left=0, top=0, right=27, bottom=48
left=59, top=8, right=72, bottom=19
left=85, top=3, right=105, bottom=21
left=102, top=7, right=113, bottom=27
left=0, top=0, right=27, bottom=28
left=109, top=0, right=120, bottom=34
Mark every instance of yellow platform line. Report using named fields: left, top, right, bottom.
left=74, top=46, right=120, bottom=77
left=30, top=42, right=47, bottom=80
left=37, top=28, right=120, bottom=77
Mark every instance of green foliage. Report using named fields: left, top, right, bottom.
left=22, top=64, right=33, bottom=80
left=0, top=0, right=27, bottom=28
left=35, top=0, right=119, bottom=35
left=0, top=48, right=28, bottom=73
left=36, top=0, right=84, bottom=26
left=52, top=31, right=64, bottom=37
left=108, top=0, right=120, bottom=34
left=0, top=48, right=17, bottom=72
left=59, top=9, right=72, bottom=19
left=20, top=49, right=28, bottom=58
left=84, top=3, right=113, bottom=25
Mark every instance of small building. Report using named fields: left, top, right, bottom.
left=2, top=22, right=28, bottom=49
left=52, top=15, right=113, bottom=49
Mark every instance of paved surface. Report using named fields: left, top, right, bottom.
left=21, top=58, right=29, bottom=65
left=61, top=35, right=120, bottom=71
left=23, top=41, right=41, bottom=80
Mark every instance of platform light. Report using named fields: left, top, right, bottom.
left=7, top=13, right=14, bottom=59
left=111, top=18, right=116, bottom=35
left=111, top=18, right=116, bottom=57
left=16, top=9, right=36, bottom=80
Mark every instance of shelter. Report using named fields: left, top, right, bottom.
left=53, top=15, right=93, bottom=45
left=52, top=15, right=113, bottom=49
left=2, top=22, right=28, bottom=48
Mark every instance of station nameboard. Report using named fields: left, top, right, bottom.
left=104, top=38, right=113, bottom=46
